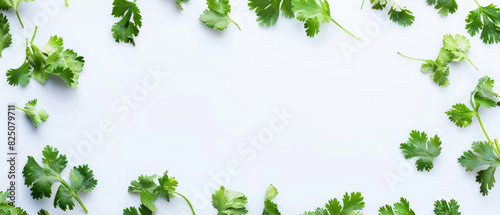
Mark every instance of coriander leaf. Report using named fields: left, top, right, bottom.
left=292, top=0, right=358, bottom=38
left=458, top=141, right=500, bottom=196
left=398, top=48, right=452, bottom=88
left=472, top=76, right=499, bottom=109
left=0, top=191, right=30, bottom=214
left=15, top=99, right=49, bottom=128
left=6, top=62, right=31, bottom=86
left=369, top=0, right=387, bottom=10
left=426, top=0, right=457, bottom=16
left=302, top=192, right=364, bottom=215
left=175, top=0, right=189, bottom=10
left=445, top=103, right=475, bottom=128
left=388, top=1, right=414, bottom=27
left=0, top=0, right=33, bottom=28
left=400, top=130, right=442, bottom=171
left=466, top=3, right=500, bottom=44
left=249, top=0, right=294, bottom=28
left=22, top=145, right=97, bottom=213
left=200, top=0, right=240, bottom=31
left=38, top=209, right=50, bottom=215
left=378, top=198, right=415, bottom=215
left=442, top=34, right=477, bottom=70
left=433, top=199, right=461, bottom=215
left=123, top=205, right=152, bottom=215
left=112, top=0, right=142, bottom=46
left=263, top=184, right=280, bottom=215
left=0, top=13, right=11, bottom=57
left=212, top=186, right=248, bottom=215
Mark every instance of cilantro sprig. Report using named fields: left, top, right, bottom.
left=15, top=99, right=49, bottom=128
left=127, top=170, right=196, bottom=214
left=249, top=0, right=294, bottom=28
left=200, top=0, right=241, bottom=31
left=22, top=146, right=98, bottom=213
left=466, top=0, right=500, bottom=44
left=112, top=0, right=142, bottom=45
left=0, top=13, right=11, bottom=57
left=378, top=198, right=415, bottom=215
left=301, top=192, right=364, bottom=215
left=6, top=27, right=85, bottom=88
left=291, top=0, right=358, bottom=38
left=433, top=199, right=461, bottom=215
left=447, top=76, right=500, bottom=195
left=361, top=0, right=414, bottom=27
left=123, top=204, right=152, bottom=215
left=426, top=0, right=458, bottom=16
left=0, top=0, right=33, bottom=28
left=263, top=184, right=281, bottom=215
left=212, top=186, right=248, bottom=215
left=400, top=130, right=442, bottom=172
left=398, top=34, right=477, bottom=87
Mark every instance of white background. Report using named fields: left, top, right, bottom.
left=1, top=0, right=500, bottom=214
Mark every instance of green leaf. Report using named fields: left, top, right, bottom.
left=466, top=3, right=500, bottom=44
left=0, top=0, right=34, bottom=27
left=263, top=184, right=280, bottom=215
left=446, top=103, right=475, bottom=128
left=426, top=0, right=457, bottom=16
left=17, top=99, right=49, bottom=128
left=400, top=130, right=442, bottom=171
left=388, top=2, right=414, bottom=27
left=0, top=13, right=11, bottom=57
left=37, top=209, right=50, bottom=215
left=442, top=34, right=477, bottom=70
left=22, top=145, right=97, bottom=212
left=369, top=0, right=387, bottom=10
left=212, top=186, right=248, bottom=215
left=249, top=0, right=294, bottom=28
left=6, top=62, right=31, bottom=87
left=472, top=76, right=499, bottom=109
left=433, top=199, right=461, bottom=215
left=458, top=141, right=500, bottom=196
left=123, top=205, right=152, bottom=215
left=378, top=198, right=415, bottom=215
left=302, top=192, right=364, bottom=215
left=175, top=0, right=189, bottom=10
left=111, top=0, right=142, bottom=46
left=200, top=0, right=240, bottom=31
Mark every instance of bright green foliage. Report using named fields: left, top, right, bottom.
left=175, top=0, right=189, bottom=10
left=212, top=186, right=248, bottom=215
left=366, top=0, right=414, bottom=27
left=200, top=0, right=240, bottom=31
left=459, top=141, right=500, bottom=196
left=112, top=0, right=142, bottom=46
left=262, top=184, right=281, bottom=215
left=400, top=130, right=442, bottom=171
left=0, top=0, right=34, bottom=28
left=466, top=2, right=500, bottom=44
left=15, top=99, right=49, bottom=128
left=378, top=198, right=415, bottom=215
left=426, top=0, right=457, bottom=16
left=22, top=146, right=97, bottom=213
left=6, top=27, right=85, bottom=88
left=301, top=192, right=364, bottom=215
left=0, top=191, right=28, bottom=215
left=127, top=170, right=195, bottom=214
left=123, top=204, right=152, bottom=215
left=248, top=0, right=294, bottom=28
left=433, top=199, right=461, bottom=215
left=442, top=34, right=477, bottom=70
left=292, top=0, right=358, bottom=38
left=0, top=13, right=11, bottom=57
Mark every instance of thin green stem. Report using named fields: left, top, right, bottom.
left=14, top=107, right=25, bottom=112
left=15, top=10, right=24, bottom=28
left=330, top=18, right=359, bottom=40
left=361, top=0, right=365, bottom=10
left=397, top=52, right=427, bottom=62
left=228, top=17, right=241, bottom=31
left=465, top=56, right=478, bottom=71
left=172, top=191, right=196, bottom=215
left=58, top=177, right=88, bottom=213
left=65, top=0, right=68, bottom=6
left=474, top=0, right=481, bottom=7
left=31, top=26, right=38, bottom=44
left=474, top=113, right=500, bottom=157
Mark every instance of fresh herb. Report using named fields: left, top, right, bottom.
left=123, top=205, right=152, bottom=215
left=0, top=13, right=11, bottom=57
left=112, top=0, right=142, bottom=46
left=447, top=76, right=500, bottom=195
left=426, top=0, right=458, bottom=16
left=291, top=0, right=358, bottom=38
left=212, top=186, right=248, bottom=215
left=398, top=34, right=476, bottom=87
left=200, top=0, right=240, bottom=31
left=15, top=99, right=48, bottom=128
left=378, top=198, right=415, bottom=215
left=262, top=184, right=281, bottom=215
left=0, top=0, right=33, bottom=28
left=466, top=0, right=500, bottom=44
left=6, top=27, right=85, bottom=88
left=22, top=145, right=98, bottom=213
left=400, top=130, right=442, bottom=171
left=249, top=0, right=294, bottom=28
left=301, top=192, right=364, bottom=215
left=361, top=0, right=414, bottom=27
left=175, top=0, right=189, bottom=10
left=127, top=170, right=196, bottom=214
left=434, top=199, right=461, bottom=215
